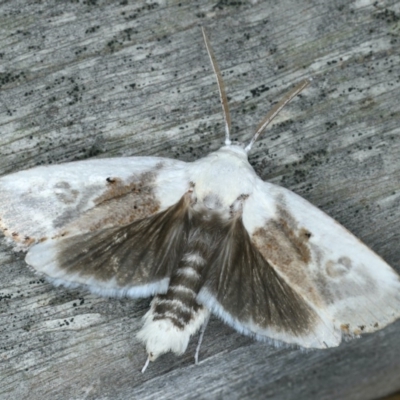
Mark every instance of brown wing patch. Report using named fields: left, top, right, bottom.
left=52, top=194, right=191, bottom=287
left=94, top=170, right=156, bottom=205
left=53, top=170, right=162, bottom=237
left=251, top=204, right=322, bottom=306
left=23, top=236, right=35, bottom=246
left=202, top=215, right=318, bottom=336
left=253, top=203, right=312, bottom=265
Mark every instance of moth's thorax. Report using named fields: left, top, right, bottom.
left=189, top=145, right=257, bottom=209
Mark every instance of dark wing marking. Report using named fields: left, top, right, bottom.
left=248, top=185, right=400, bottom=338
left=25, top=195, right=191, bottom=298
left=0, top=157, right=188, bottom=249
left=198, top=216, right=341, bottom=348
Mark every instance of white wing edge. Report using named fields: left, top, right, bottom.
left=197, top=288, right=342, bottom=349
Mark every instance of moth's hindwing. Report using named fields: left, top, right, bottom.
left=198, top=178, right=400, bottom=348
left=0, top=157, right=190, bottom=297
left=197, top=197, right=341, bottom=349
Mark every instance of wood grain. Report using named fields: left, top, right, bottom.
left=0, top=0, right=399, bottom=399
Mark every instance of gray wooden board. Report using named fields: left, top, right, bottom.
left=0, top=0, right=399, bottom=399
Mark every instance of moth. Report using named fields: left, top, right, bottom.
left=1, top=28, right=399, bottom=373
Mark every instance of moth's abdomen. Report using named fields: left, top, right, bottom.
left=137, top=252, right=210, bottom=361
left=153, top=254, right=205, bottom=327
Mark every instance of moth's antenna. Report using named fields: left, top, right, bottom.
left=245, top=79, right=311, bottom=152
left=202, top=27, right=232, bottom=146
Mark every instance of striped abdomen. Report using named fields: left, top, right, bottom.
left=152, top=252, right=206, bottom=330
left=136, top=210, right=220, bottom=361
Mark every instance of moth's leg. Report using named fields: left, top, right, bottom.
left=141, top=356, right=150, bottom=374
left=195, top=313, right=210, bottom=364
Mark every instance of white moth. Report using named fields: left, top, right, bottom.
left=1, top=29, right=399, bottom=373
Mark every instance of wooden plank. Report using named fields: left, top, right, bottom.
left=0, top=0, right=399, bottom=399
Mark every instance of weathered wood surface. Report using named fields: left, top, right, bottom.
left=1, top=0, right=399, bottom=399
